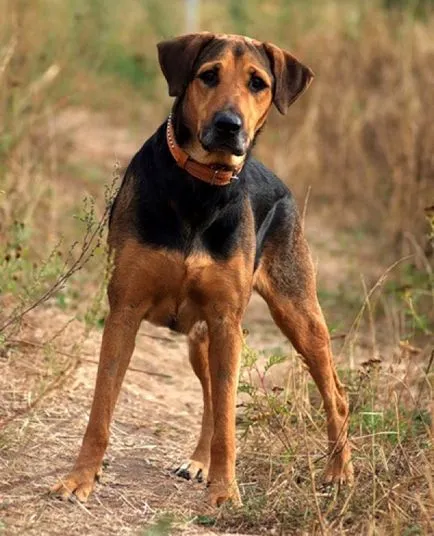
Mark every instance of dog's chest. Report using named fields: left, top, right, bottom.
left=114, top=240, right=247, bottom=334
left=143, top=251, right=213, bottom=331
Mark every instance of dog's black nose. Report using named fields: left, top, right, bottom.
left=213, top=111, right=242, bottom=134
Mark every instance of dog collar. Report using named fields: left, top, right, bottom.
left=166, top=114, right=242, bottom=186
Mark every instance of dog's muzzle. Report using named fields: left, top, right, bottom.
left=200, top=110, right=248, bottom=156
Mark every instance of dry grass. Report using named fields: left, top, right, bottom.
left=256, top=6, right=434, bottom=259
left=0, top=1, right=433, bottom=535
left=213, top=343, right=433, bottom=534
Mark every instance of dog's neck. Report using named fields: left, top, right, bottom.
left=171, top=98, right=192, bottom=148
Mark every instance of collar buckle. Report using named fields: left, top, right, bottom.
left=211, top=168, right=219, bottom=185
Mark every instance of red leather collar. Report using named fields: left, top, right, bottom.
left=166, top=114, right=242, bottom=186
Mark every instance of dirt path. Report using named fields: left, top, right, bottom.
left=0, top=109, right=385, bottom=535
left=1, top=308, right=217, bottom=534
left=0, top=293, right=294, bottom=536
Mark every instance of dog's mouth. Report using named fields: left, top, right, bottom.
left=199, top=129, right=248, bottom=157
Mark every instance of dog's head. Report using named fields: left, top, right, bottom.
left=157, top=33, right=313, bottom=167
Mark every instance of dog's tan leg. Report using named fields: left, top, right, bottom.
left=52, top=303, right=142, bottom=501
left=266, top=294, right=353, bottom=484
left=205, top=314, right=243, bottom=506
left=174, top=322, right=213, bottom=482
left=256, top=234, right=353, bottom=486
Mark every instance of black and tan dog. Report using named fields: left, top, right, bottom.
left=53, top=32, right=353, bottom=507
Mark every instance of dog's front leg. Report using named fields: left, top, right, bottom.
left=52, top=305, right=141, bottom=501
left=206, top=315, right=243, bottom=507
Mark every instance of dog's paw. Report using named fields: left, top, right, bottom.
left=51, top=468, right=101, bottom=502
left=323, top=446, right=354, bottom=488
left=206, top=479, right=242, bottom=507
left=173, top=459, right=208, bottom=483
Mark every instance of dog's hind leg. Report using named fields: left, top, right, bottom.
left=174, top=322, right=213, bottom=483
left=255, top=214, right=353, bottom=486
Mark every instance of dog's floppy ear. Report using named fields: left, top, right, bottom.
left=263, top=42, right=314, bottom=115
left=157, top=32, right=215, bottom=97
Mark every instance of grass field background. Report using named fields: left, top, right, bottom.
left=0, top=1, right=433, bottom=534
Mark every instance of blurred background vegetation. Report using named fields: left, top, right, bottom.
left=1, top=0, right=433, bottom=246
left=0, top=2, right=433, bottom=533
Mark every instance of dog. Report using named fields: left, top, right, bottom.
left=52, top=32, right=353, bottom=507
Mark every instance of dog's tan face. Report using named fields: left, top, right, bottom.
left=158, top=33, right=314, bottom=168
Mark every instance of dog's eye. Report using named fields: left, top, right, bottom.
left=249, top=75, right=267, bottom=93
left=198, top=70, right=218, bottom=87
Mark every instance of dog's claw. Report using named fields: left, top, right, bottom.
left=174, top=467, right=191, bottom=480
left=51, top=469, right=100, bottom=503
left=173, top=459, right=208, bottom=483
